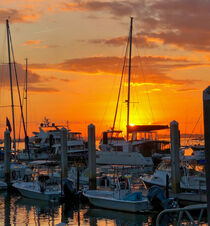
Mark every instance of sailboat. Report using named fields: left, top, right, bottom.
left=97, top=18, right=169, bottom=167
left=5, top=19, right=30, bottom=159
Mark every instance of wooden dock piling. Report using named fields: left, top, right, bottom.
left=170, top=120, right=180, bottom=193
left=61, top=127, right=68, bottom=179
left=203, top=86, right=210, bottom=224
left=88, top=124, right=96, bottom=190
left=4, top=129, right=11, bottom=184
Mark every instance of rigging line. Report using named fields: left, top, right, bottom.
left=131, top=39, right=148, bottom=122
left=133, top=40, right=155, bottom=123
left=186, top=112, right=202, bottom=146
left=18, top=79, right=26, bottom=148
left=112, top=34, right=129, bottom=131
left=97, top=32, right=130, bottom=137
left=118, top=67, right=127, bottom=131
left=132, top=48, right=150, bottom=123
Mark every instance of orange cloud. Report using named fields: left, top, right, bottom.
left=29, top=55, right=203, bottom=86
left=23, top=40, right=42, bottom=45
left=87, top=35, right=159, bottom=48
left=0, top=63, right=61, bottom=93
left=29, top=86, right=59, bottom=93
left=57, top=0, right=210, bottom=52
left=0, top=8, right=41, bottom=23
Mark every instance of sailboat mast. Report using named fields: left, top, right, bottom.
left=25, top=58, right=28, bottom=134
left=6, top=19, right=16, bottom=153
left=126, top=17, right=133, bottom=141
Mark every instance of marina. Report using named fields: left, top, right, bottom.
left=0, top=3, right=209, bottom=225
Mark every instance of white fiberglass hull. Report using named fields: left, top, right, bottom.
left=83, top=190, right=151, bottom=213
left=13, top=182, right=61, bottom=202
left=142, top=176, right=206, bottom=192
left=96, top=151, right=153, bottom=167
left=0, top=181, right=7, bottom=190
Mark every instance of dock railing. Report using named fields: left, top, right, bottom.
left=156, top=203, right=207, bottom=226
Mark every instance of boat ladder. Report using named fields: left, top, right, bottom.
left=156, top=204, right=207, bottom=226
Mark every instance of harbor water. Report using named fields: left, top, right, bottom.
left=0, top=191, right=155, bottom=226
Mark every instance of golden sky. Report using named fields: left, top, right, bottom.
left=0, top=0, right=209, bottom=138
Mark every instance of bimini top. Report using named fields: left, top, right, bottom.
left=127, top=125, right=169, bottom=133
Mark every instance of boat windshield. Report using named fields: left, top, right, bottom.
left=68, top=132, right=82, bottom=140
left=107, top=131, right=125, bottom=140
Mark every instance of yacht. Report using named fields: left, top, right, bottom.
left=17, top=118, right=87, bottom=161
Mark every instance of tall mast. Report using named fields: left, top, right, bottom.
left=6, top=19, right=16, bottom=154
left=126, top=17, right=133, bottom=141
left=25, top=58, right=28, bottom=134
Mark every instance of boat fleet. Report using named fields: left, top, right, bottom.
left=0, top=18, right=207, bottom=222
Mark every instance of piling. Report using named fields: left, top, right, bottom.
left=88, top=124, right=96, bottom=190
left=165, top=174, right=169, bottom=199
left=170, top=120, right=180, bottom=193
left=77, top=167, right=80, bottom=192
left=60, top=128, right=68, bottom=179
left=4, top=129, right=11, bottom=184
left=203, top=86, right=210, bottom=223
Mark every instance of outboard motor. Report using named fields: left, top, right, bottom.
left=62, top=179, right=76, bottom=200
left=147, top=186, right=178, bottom=211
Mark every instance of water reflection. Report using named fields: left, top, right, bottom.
left=85, top=208, right=152, bottom=226
left=0, top=192, right=154, bottom=226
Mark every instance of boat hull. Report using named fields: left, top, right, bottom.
left=13, top=182, right=61, bottom=202
left=84, top=191, right=151, bottom=213
left=0, top=181, right=7, bottom=190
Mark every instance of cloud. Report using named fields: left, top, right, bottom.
left=57, top=0, right=210, bottom=52
left=0, top=63, right=59, bottom=93
left=175, top=88, right=200, bottom=93
left=23, top=40, right=42, bottom=45
left=0, top=8, right=41, bottom=23
left=88, top=35, right=159, bottom=48
left=58, top=0, right=139, bottom=17
left=29, top=55, right=203, bottom=86
left=29, top=86, right=59, bottom=93
left=2, top=0, right=210, bottom=52
left=0, top=63, right=41, bottom=86
left=32, top=44, right=60, bottom=49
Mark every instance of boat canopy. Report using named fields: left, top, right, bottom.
left=127, top=125, right=169, bottom=133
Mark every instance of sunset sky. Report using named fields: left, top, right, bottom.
left=0, top=0, right=209, bottom=139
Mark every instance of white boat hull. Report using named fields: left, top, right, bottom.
left=0, top=181, right=7, bottom=190
left=96, top=151, right=153, bottom=167
left=13, top=182, right=61, bottom=202
left=84, top=190, right=151, bottom=213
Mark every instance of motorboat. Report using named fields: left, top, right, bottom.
left=13, top=174, right=61, bottom=202
left=141, top=157, right=206, bottom=192
left=83, top=176, right=152, bottom=213
left=0, top=162, right=33, bottom=183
